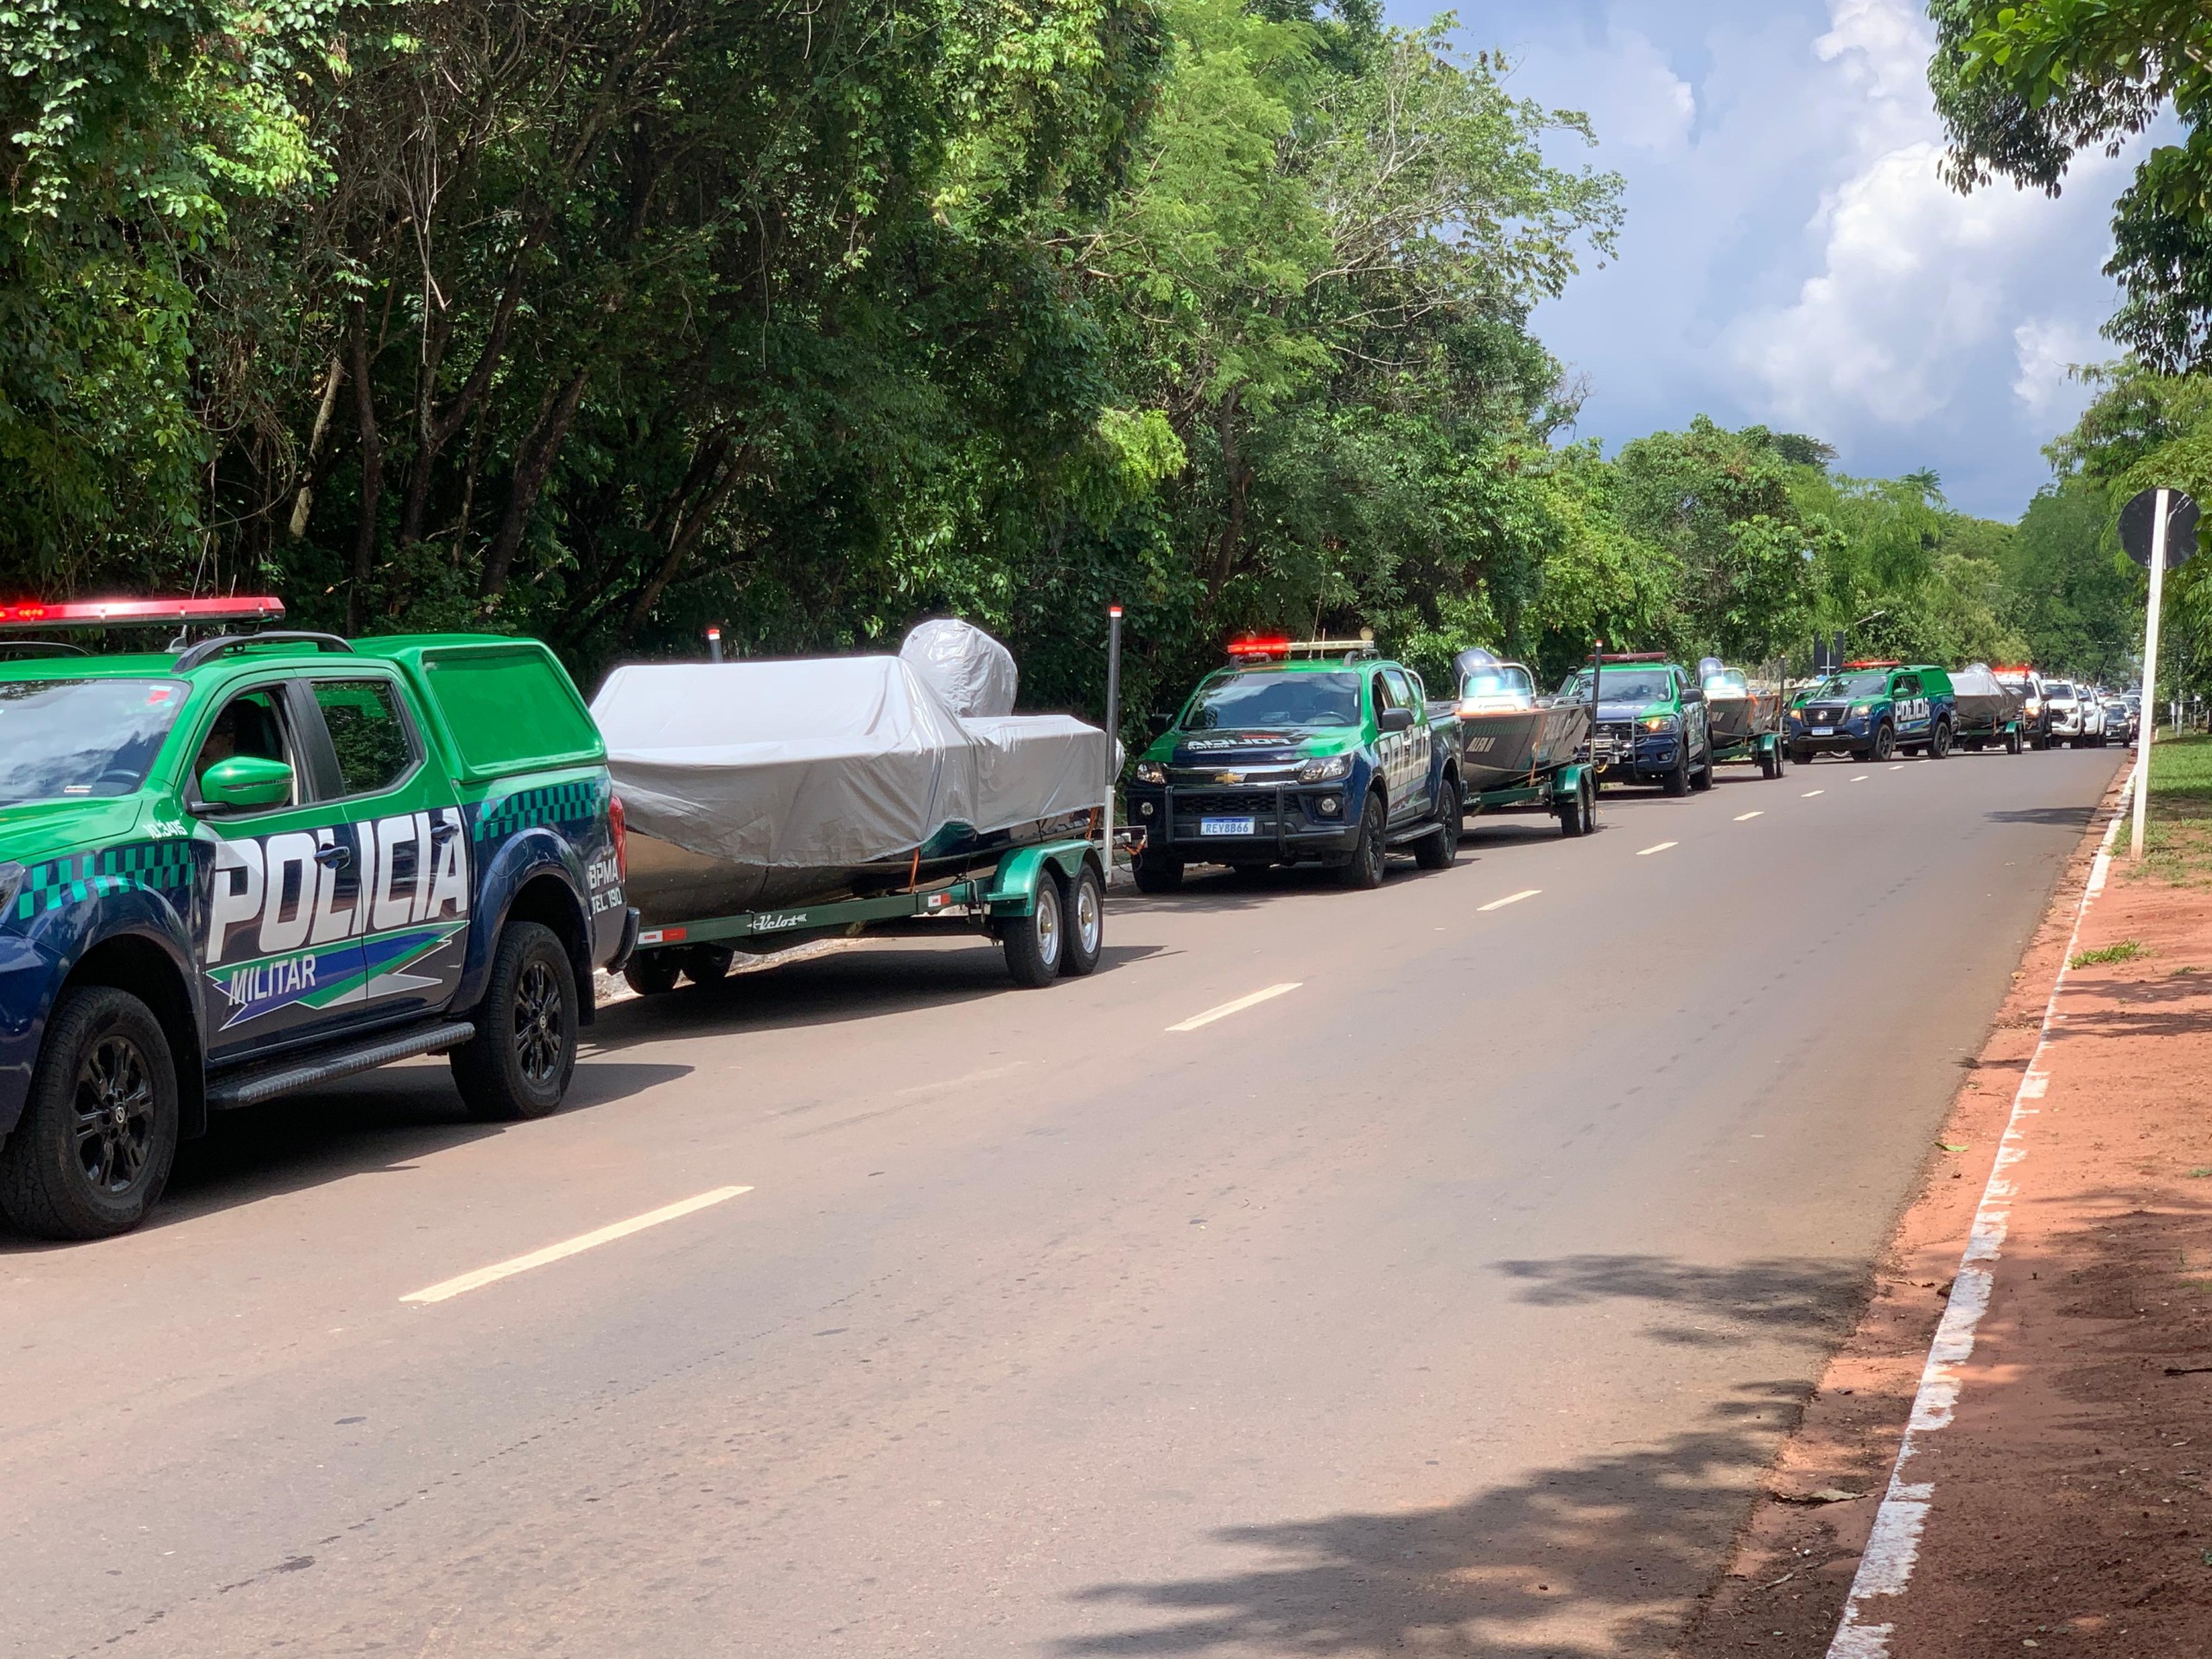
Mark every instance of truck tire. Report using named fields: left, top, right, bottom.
left=1789, top=744, right=1812, bottom=766
left=622, top=951, right=681, bottom=996
left=1132, top=849, right=1184, bottom=893
left=1338, top=791, right=1389, bottom=889
left=1662, top=747, right=1691, bottom=797
left=1060, top=862, right=1105, bottom=978
left=1930, top=720, right=1953, bottom=759
left=1002, top=868, right=1066, bottom=988
left=1691, top=741, right=1714, bottom=791
left=453, top=921, right=577, bottom=1122
left=1872, top=721, right=1896, bottom=762
left=1414, top=778, right=1460, bottom=869
left=0, top=986, right=179, bottom=1240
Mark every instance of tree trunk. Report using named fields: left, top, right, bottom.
left=346, top=313, right=383, bottom=635
left=613, top=445, right=749, bottom=652
left=480, top=365, right=589, bottom=601
left=1209, top=388, right=1248, bottom=602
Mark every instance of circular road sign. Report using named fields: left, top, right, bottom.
left=2120, top=487, right=2199, bottom=569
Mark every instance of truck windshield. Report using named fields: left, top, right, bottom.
left=2044, top=682, right=2075, bottom=698
left=0, top=678, right=188, bottom=805
left=1807, top=671, right=1889, bottom=700
left=1183, top=670, right=1361, bottom=730
left=1560, top=669, right=1672, bottom=703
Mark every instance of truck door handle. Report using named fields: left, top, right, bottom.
left=315, top=843, right=352, bottom=870
left=431, top=820, right=459, bottom=843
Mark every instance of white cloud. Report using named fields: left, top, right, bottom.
left=1558, top=27, right=1694, bottom=153
left=1724, top=0, right=2133, bottom=457
left=2012, top=317, right=2104, bottom=419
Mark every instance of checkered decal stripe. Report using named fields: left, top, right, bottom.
left=17, top=841, right=196, bottom=921
left=473, top=776, right=609, bottom=843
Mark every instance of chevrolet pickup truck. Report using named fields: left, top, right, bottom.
left=1123, top=639, right=1462, bottom=891
left=0, top=600, right=633, bottom=1238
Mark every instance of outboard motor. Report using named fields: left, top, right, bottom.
left=1453, top=645, right=1500, bottom=692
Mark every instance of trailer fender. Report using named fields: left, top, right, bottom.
left=983, top=841, right=1095, bottom=918
left=1554, top=762, right=1592, bottom=800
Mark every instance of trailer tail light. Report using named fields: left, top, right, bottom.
left=0, top=595, right=285, bottom=630
left=610, top=792, right=628, bottom=883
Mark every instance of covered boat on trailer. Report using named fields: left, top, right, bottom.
left=1432, top=648, right=1599, bottom=836
left=1949, top=662, right=2024, bottom=753
left=590, top=620, right=1115, bottom=989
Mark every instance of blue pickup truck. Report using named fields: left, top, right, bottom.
left=0, top=599, right=634, bottom=1238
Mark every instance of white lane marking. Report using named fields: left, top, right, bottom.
left=1802, top=789, right=1825, bottom=798
left=402, top=1186, right=753, bottom=1305
left=1826, top=779, right=2133, bottom=1658
left=1168, top=982, right=1301, bottom=1032
left=1890, top=765, right=1905, bottom=772
left=1734, top=810, right=1764, bottom=822
left=1477, top=888, right=1541, bottom=912
left=1852, top=774, right=1870, bottom=782
left=1637, top=841, right=1677, bottom=856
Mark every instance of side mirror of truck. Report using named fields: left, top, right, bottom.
left=1378, top=707, right=1414, bottom=734
left=198, top=754, right=294, bottom=812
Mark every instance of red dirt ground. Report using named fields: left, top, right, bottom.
left=1675, top=772, right=2212, bottom=1657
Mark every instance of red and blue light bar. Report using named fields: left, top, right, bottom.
left=0, top=596, right=286, bottom=631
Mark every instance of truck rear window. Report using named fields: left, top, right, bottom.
left=420, top=648, right=601, bottom=775
left=0, top=678, right=187, bottom=805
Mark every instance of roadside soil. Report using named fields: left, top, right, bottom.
left=1675, top=759, right=2212, bottom=1656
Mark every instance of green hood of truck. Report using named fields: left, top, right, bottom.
left=0, top=798, right=164, bottom=872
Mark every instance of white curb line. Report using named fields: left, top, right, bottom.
left=1825, top=779, right=2132, bottom=1658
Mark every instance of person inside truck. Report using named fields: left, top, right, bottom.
left=191, top=689, right=301, bottom=806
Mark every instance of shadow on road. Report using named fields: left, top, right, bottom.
left=1491, top=1253, right=1861, bottom=1351
left=1985, top=805, right=2100, bottom=829
left=1057, top=1382, right=1810, bottom=1658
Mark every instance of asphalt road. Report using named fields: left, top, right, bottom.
left=1, top=744, right=2122, bottom=1659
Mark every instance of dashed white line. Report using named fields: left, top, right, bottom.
left=1637, top=841, right=1678, bottom=856
left=1734, top=810, right=1764, bottom=822
left=1802, top=789, right=1825, bottom=798
left=403, top=1185, right=753, bottom=1305
left=1478, top=888, right=1541, bottom=912
left=1168, top=982, right=1302, bottom=1032
left=1853, top=773, right=1871, bottom=782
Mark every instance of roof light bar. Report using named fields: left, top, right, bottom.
left=1598, top=651, right=1669, bottom=663
left=0, top=595, right=286, bottom=631
left=1841, top=658, right=1901, bottom=670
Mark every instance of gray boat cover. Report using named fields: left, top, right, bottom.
left=1953, top=663, right=2019, bottom=723
left=900, top=619, right=1017, bottom=717
left=590, top=651, right=1109, bottom=869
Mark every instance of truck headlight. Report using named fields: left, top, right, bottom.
left=1849, top=703, right=1871, bottom=717
left=1639, top=715, right=1678, bottom=733
left=1134, top=761, right=1166, bottom=785
left=1298, top=753, right=1353, bottom=783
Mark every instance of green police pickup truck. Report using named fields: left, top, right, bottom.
left=1123, top=638, right=1463, bottom=891
left=1785, top=661, right=1957, bottom=762
left=0, top=599, right=633, bottom=1239
left=1562, top=654, right=1715, bottom=795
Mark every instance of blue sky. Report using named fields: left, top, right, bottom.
left=1389, top=0, right=2146, bottom=519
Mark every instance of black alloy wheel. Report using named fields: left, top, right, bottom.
left=1872, top=722, right=1896, bottom=762
left=1930, top=721, right=1952, bottom=760
left=1414, top=778, right=1461, bottom=869
left=1691, top=739, right=1714, bottom=791
left=0, top=986, right=180, bottom=1240
left=453, top=921, right=576, bottom=1122
left=1338, top=791, right=1389, bottom=889
left=1662, top=747, right=1691, bottom=797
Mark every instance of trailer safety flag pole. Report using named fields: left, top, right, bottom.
left=1103, top=604, right=1122, bottom=880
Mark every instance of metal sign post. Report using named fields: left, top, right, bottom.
left=2120, top=486, right=2200, bottom=859
left=1102, top=603, right=1123, bottom=880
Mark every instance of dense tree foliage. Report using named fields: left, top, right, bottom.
left=1930, top=0, right=2212, bottom=370
left=0, top=0, right=2139, bottom=744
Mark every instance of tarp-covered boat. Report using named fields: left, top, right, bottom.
left=1441, top=649, right=1592, bottom=791
left=592, top=622, right=1112, bottom=931
left=1949, top=662, right=2025, bottom=751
